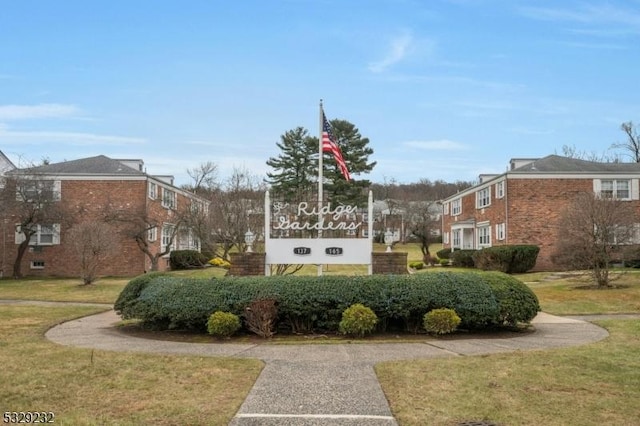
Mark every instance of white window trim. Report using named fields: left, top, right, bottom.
left=476, top=187, right=491, bottom=209
left=148, top=226, right=157, bottom=242
left=477, top=224, right=491, bottom=248
left=594, top=178, right=635, bottom=200
left=30, top=260, right=45, bottom=270
left=15, top=224, right=60, bottom=246
left=161, top=224, right=175, bottom=253
left=162, top=188, right=177, bottom=209
left=148, top=182, right=157, bottom=200
left=451, top=198, right=462, bottom=216
left=495, top=181, right=505, bottom=199
left=496, top=223, right=506, bottom=241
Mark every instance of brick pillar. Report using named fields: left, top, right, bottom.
left=372, top=252, right=408, bottom=275
left=228, top=252, right=266, bottom=276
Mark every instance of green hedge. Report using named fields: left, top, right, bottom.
left=116, top=271, right=539, bottom=333
left=113, top=272, right=167, bottom=319
left=451, top=249, right=477, bottom=267
left=169, top=250, right=209, bottom=270
left=480, top=272, right=540, bottom=326
left=472, top=245, right=540, bottom=273
left=436, top=248, right=457, bottom=260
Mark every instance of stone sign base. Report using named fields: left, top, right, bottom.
left=371, top=252, right=409, bottom=275
left=228, top=252, right=265, bottom=276
left=228, top=252, right=408, bottom=276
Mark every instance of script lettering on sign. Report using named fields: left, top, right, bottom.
left=273, top=202, right=363, bottom=232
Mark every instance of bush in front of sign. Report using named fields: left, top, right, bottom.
left=339, top=303, right=378, bottom=337
left=114, top=271, right=539, bottom=335
left=423, top=308, right=461, bottom=335
left=207, top=311, right=241, bottom=338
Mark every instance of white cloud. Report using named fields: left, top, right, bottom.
left=0, top=103, right=81, bottom=120
left=0, top=126, right=146, bottom=145
left=518, top=4, right=640, bottom=32
left=403, top=139, right=469, bottom=151
left=368, top=32, right=414, bottom=73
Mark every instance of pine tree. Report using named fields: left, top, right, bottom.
left=266, top=127, right=317, bottom=201
left=321, top=119, right=376, bottom=206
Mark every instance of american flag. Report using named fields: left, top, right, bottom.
left=322, top=112, right=351, bottom=181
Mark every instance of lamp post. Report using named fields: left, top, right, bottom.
left=244, top=230, right=255, bottom=253
left=384, top=229, right=393, bottom=253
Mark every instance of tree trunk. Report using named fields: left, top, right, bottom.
left=13, top=240, right=30, bottom=279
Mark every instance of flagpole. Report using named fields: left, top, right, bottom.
left=318, top=99, right=323, bottom=212
left=318, top=100, right=324, bottom=276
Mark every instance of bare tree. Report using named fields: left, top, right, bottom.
left=560, top=144, right=621, bottom=163
left=69, top=222, right=118, bottom=285
left=553, top=192, right=637, bottom=287
left=209, top=166, right=265, bottom=260
left=612, top=121, right=640, bottom=163
left=103, top=201, right=185, bottom=272
left=406, top=200, right=441, bottom=264
left=185, top=161, right=219, bottom=194
left=0, top=171, right=69, bottom=278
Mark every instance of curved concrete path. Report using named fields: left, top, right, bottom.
left=36, top=305, right=617, bottom=426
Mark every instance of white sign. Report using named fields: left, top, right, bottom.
left=264, top=191, right=374, bottom=275
left=272, top=201, right=362, bottom=231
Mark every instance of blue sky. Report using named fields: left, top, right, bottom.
left=1, top=0, right=639, bottom=186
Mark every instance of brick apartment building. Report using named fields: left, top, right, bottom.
left=0, top=153, right=208, bottom=278
left=441, top=155, right=640, bottom=271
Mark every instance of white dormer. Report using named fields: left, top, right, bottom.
left=116, top=159, right=144, bottom=172
left=478, top=174, right=498, bottom=183
left=510, top=158, right=538, bottom=170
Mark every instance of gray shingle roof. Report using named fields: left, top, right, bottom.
left=511, top=155, right=640, bottom=173
left=14, top=155, right=145, bottom=176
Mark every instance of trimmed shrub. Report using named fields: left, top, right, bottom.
left=451, top=249, right=477, bottom=268
left=115, top=271, right=539, bottom=333
left=408, top=261, right=424, bottom=270
left=423, top=308, right=461, bottom=335
left=339, top=304, right=378, bottom=337
left=114, top=272, right=167, bottom=319
left=169, top=250, right=208, bottom=270
left=207, top=311, right=241, bottom=338
left=209, top=257, right=231, bottom=269
left=480, top=271, right=540, bottom=326
left=436, top=248, right=457, bottom=260
left=439, top=258, right=450, bottom=267
left=244, top=298, right=278, bottom=338
left=472, top=245, right=540, bottom=273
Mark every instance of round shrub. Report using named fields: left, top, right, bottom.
left=169, top=250, right=208, bottom=270
left=209, top=257, right=231, bottom=269
left=451, top=249, right=477, bottom=267
left=423, top=308, right=461, bottom=335
left=408, top=261, right=424, bottom=270
left=479, top=271, right=540, bottom=326
left=207, top=311, right=241, bottom=338
left=436, top=248, right=458, bottom=260
left=114, top=272, right=167, bottom=319
left=439, top=258, right=450, bottom=267
left=339, top=303, right=378, bottom=337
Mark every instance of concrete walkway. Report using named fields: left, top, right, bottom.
left=35, top=304, right=619, bottom=426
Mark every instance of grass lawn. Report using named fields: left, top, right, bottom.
left=376, top=319, right=640, bottom=426
left=377, top=269, right=640, bottom=425
left=0, top=268, right=229, bottom=304
left=0, top=304, right=263, bottom=425
left=3, top=260, right=640, bottom=425
left=519, top=270, right=640, bottom=315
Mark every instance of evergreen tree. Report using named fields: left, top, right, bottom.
left=266, top=127, right=317, bottom=201
left=321, top=119, right=376, bottom=206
